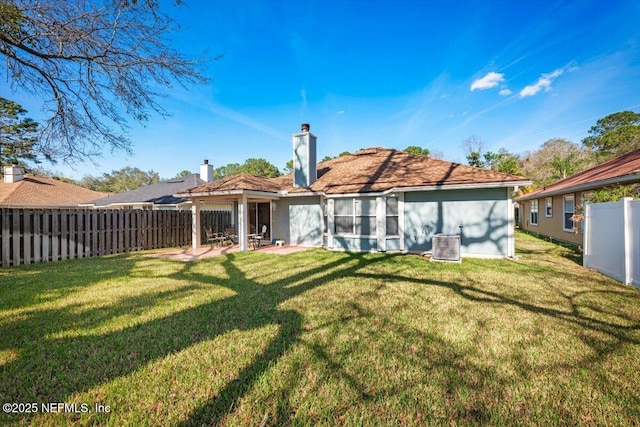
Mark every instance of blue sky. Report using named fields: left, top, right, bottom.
left=4, top=0, right=640, bottom=180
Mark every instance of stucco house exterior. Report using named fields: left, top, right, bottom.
left=0, top=165, right=109, bottom=208
left=180, top=124, right=530, bottom=258
left=515, top=148, right=640, bottom=246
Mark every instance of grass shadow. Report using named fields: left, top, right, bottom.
left=0, top=249, right=386, bottom=425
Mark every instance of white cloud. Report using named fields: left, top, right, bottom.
left=300, top=88, right=308, bottom=109
left=336, top=110, right=345, bottom=115
left=499, top=89, right=513, bottom=96
left=470, top=72, right=505, bottom=91
left=519, top=68, right=566, bottom=97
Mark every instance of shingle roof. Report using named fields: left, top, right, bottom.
left=90, top=173, right=204, bottom=206
left=0, top=175, right=109, bottom=207
left=516, top=148, right=640, bottom=201
left=183, top=148, right=529, bottom=196
left=185, top=173, right=282, bottom=194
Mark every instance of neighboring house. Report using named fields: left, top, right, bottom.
left=0, top=165, right=109, bottom=208
left=179, top=124, right=531, bottom=258
left=516, top=148, right=640, bottom=246
left=87, top=161, right=228, bottom=211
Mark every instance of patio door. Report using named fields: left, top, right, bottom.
left=248, top=202, right=271, bottom=240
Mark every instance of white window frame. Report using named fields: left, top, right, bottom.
left=322, top=198, right=328, bottom=234
left=563, top=195, right=575, bottom=232
left=530, top=199, right=539, bottom=226
left=386, top=196, right=399, bottom=237
left=545, top=197, right=553, bottom=217
left=333, top=198, right=377, bottom=237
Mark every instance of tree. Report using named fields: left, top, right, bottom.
left=483, top=148, right=521, bottom=175
left=242, top=158, right=280, bottom=178
left=173, top=170, right=192, bottom=178
left=0, top=97, right=39, bottom=168
left=283, top=160, right=294, bottom=174
left=80, top=166, right=160, bottom=193
left=0, top=0, right=210, bottom=163
left=582, top=111, right=640, bottom=162
left=462, top=135, right=485, bottom=167
left=213, top=163, right=242, bottom=179
left=520, top=138, right=593, bottom=187
left=316, top=152, right=351, bottom=163
left=214, top=158, right=280, bottom=179
left=404, top=146, right=430, bottom=156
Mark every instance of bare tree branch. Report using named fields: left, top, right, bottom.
left=0, top=0, right=215, bottom=163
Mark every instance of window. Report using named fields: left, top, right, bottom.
left=386, top=196, right=399, bottom=236
left=545, top=197, right=553, bottom=217
left=356, top=198, right=376, bottom=235
left=530, top=200, right=538, bottom=225
left=563, top=195, right=575, bottom=232
left=322, top=199, right=328, bottom=233
left=333, top=198, right=377, bottom=236
left=334, top=199, right=354, bottom=235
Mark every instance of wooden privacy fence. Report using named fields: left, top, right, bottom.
left=1, top=208, right=231, bottom=268
left=201, top=210, right=231, bottom=237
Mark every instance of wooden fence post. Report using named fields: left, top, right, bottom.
left=43, top=210, right=50, bottom=262
left=23, top=209, right=31, bottom=265
left=1, top=209, right=9, bottom=267
left=33, top=210, right=41, bottom=263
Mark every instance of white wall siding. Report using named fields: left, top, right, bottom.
left=403, top=188, right=511, bottom=257
left=584, top=198, right=640, bottom=287
left=273, top=197, right=323, bottom=247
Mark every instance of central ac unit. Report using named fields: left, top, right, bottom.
left=431, top=234, right=461, bottom=262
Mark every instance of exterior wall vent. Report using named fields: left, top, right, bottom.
left=431, top=234, right=461, bottom=262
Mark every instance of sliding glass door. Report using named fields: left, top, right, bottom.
left=248, top=202, right=271, bottom=240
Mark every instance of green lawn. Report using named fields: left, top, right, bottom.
left=1, top=232, right=639, bottom=426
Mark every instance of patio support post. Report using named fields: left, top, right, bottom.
left=239, top=194, right=248, bottom=251
left=191, top=200, right=201, bottom=250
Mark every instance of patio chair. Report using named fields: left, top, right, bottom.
left=205, top=227, right=216, bottom=247
left=205, top=227, right=225, bottom=247
left=251, top=224, right=268, bottom=249
left=224, top=226, right=238, bottom=245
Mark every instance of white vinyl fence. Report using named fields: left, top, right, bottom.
left=583, top=198, right=640, bottom=288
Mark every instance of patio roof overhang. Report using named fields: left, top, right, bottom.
left=182, top=189, right=281, bottom=252
left=184, top=189, right=283, bottom=199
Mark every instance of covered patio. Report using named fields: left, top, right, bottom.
left=179, top=174, right=284, bottom=252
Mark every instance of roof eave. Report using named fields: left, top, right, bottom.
left=516, top=173, right=640, bottom=201
left=180, top=189, right=282, bottom=199
left=394, top=180, right=531, bottom=193
left=282, top=180, right=530, bottom=198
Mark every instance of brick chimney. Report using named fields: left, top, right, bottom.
left=3, top=164, right=24, bottom=184
left=293, top=123, right=317, bottom=187
left=200, top=159, right=214, bottom=183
